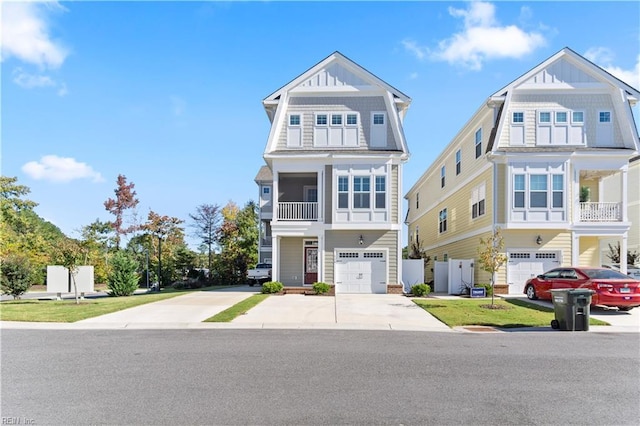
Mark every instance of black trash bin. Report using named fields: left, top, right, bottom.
left=550, top=289, right=594, bottom=331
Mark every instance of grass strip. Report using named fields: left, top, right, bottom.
left=413, top=298, right=609, bottom=328
left=0, top=292, right=185, bottom=323
left=204, top=294, right=269, bottom=322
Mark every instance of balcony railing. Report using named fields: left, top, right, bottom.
left=277, top=202, right=318, bottom=221
left=579, top=202, right=621, bottom=222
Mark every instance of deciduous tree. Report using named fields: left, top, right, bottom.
left=189, top=203, right=221, bottom=275
left=104, top=174, right=140, bottom=248
left=56, top=240, right=85, bottom=305
left=477, top=227, right=507, bottom=307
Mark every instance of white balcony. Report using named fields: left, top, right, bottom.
left=277, top=202, right=318, bottom=221
left=579, top=202, right=621, bottom=222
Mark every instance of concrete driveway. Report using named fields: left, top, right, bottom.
left=232, top=293, right=451, bottom=331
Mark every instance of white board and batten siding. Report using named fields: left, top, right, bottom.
left=335, top=250, right=387, bottom=294
left=507, top=250, right=560, bottom=294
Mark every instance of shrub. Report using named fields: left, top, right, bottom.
left=312, top=282, right=330, bottom=295
left=261, top=281, right=284, bottom=294
left=411, top=283, right=431, bottom=297
left=173, top=281, right=186, bottom=290
left=1, top=255, right=33, bottom=299
left=475, top=283, right=493, bottom=296
left=107, top=251, right=140, bottom=296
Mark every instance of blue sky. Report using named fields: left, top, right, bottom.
left=2, top=1, right=639, bottom=249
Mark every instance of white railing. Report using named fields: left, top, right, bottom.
left=277, top=202, right=318, bottom=221
left=579, top=202, right=621, bottom=222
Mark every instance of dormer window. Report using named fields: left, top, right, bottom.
left=316, top=114, right=328, bottom=125
left=331, top=114, right=342, bottom=125
left=346, top=114, right=358, bottom=125
left=289, top=115, right=300, bottom=126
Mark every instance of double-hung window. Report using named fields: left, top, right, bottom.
left=530, top=175, right=548, bottom=208
left=338, top=176, right=349, bottom=209
left=552, top=175, right=563, bottom=208
left=353, top=177, right=370, bottom=209
left=440, top=166, right=446, bottom=188
left=514, top=175, right=525, bottom=208
left=439, top=208, right=447, bottom=233
left=475, top=128, right=482, bottom=158
left=375, top=176, right=385, bottom=209
left=471, top=183, right=486, bottom=219
left=455, top=150, right=461, bottom=175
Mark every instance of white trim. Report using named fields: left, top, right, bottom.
left=421, top=224, right=494, bottom=251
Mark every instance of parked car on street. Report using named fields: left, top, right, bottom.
left=602, top=264, right=640, bottom=280
left=524, top=267, right=640, bottom=311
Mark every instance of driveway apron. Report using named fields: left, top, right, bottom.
left=78, top=291, right=256, bottom=326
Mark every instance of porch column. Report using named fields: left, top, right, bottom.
left=273, top=171, right=279, bottom=222
left=573, top=166, right=581, bottom=223
left=571, top=233, right=580, bottom=267
left=621, top=234, right=628, bottom=274
left=317, top=233, right=324, bottom=283
left=273, top=236, right=280, bottom=282
left=620, top=167, right=628, bottom=222
left=317, top=168, right=323, bottom=222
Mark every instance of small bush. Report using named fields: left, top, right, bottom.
left=173, top=281, right=186, bottom=290
left=261, top=281, right=283, bottom=294
left=107, top=251, right=140, bottom=296
left=312, top=282, right=330, bottom=295
left=1, top=255, right=33, bottom=299
left=411, top=283, right=431, bottom=297
left=475, top=283, right=493, bottom=296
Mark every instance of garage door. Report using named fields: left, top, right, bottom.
left=335, top=251, right=387, bottom=294
left=507, top=251, right=560, bottom=294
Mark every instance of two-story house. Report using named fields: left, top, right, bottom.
left=255, top=52, right=411, bottom=294
left=405, top=47, right=639, bottom=295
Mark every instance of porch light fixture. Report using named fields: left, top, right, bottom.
left=536, top=235, right=542, bottom=245
left=358, top=235, right=364, bottom=245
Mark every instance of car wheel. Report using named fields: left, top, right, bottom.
left=526, top=285, right=538, bottom=300
left=550, top=319, right=559, bottom=329
left=618, top=306, right=632, bottom=312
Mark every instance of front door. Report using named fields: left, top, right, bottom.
left=304, top=247, right=318, bottom=285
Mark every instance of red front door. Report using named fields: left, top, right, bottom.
left=304, top=247, right=318, bottom=285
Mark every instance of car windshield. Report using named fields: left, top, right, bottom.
left=582, top=269, right=629, bottom=279
left=255, top=264, right=271, bottom=269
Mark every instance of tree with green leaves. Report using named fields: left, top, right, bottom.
left=107, top=251, right=139, bottom=296
left=80, top=219, right=116, bottom=284
left=1, top=255, right=33, bottom=299
left=189, top=203, right=221, bottom=276
left=215, top=201, right=258, bottom=284
left=104, top=174, right=140, bottom=248
left=56, top=240, right=85, bottom=305
left=477, top=227, right=507, bottom=307
left=141, top=210, right=185, bottom=288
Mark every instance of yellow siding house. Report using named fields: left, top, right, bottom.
left=405, top=48, right=640, bottom=295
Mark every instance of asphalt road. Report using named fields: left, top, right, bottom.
left=2, top=330, right=639, bottom=425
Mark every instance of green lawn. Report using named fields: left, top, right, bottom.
left=413, top=298, right=609, bottom=328
left=0, top=285, right=241, bottom=323
left=204, top=294, right=269, bottom=322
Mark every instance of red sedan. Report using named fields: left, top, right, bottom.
left=524, top=267, right=640, bottom=311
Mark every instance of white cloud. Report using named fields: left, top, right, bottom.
left=12, top=67, right=68, bottom=96
left=404, top=1, right=546, bottom=71
left=585, top=48, right=640, bottom=90
left=402, top=39, right=428, bottom=61
left=1, top=1, right=69, bottom=69
left=22, top=155, right=104, bottom=183
left=12, top=67, right=56, bottom=88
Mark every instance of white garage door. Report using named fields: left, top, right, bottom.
left=335, top=251, right=387, bottom=294
left=507, top=251, right=560, bottom=294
